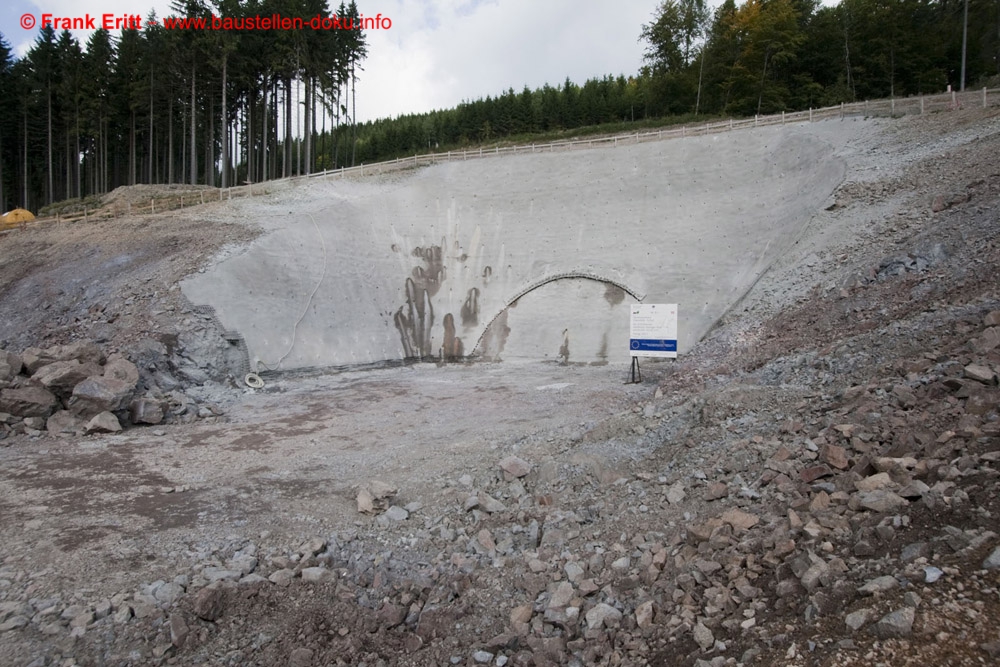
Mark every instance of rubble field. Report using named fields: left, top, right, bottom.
left=1, top=107, right=999, bottom=667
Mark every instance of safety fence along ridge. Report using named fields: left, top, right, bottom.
left=4, top=86, right=997, bottom=230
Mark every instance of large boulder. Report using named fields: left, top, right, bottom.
left=0, top=386, right=60, bottom=418
left=103, top=355, right=140, bottom=386
left=0, top=351, right=23, bottom=382
left=68, top=376, right=135, bottom=418
left=22, top=342, right=105, bottom=375
left=32, top=360, right=104, bottom=398
left=129, top=397, right=165, bottom=425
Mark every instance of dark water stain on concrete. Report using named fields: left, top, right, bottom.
left=558, top=329, right=571, bottom=364
left=410, top=245, right=445, bottom=297
left=394, top=244, right=446, bottom=359
left=604, top=284, right=626, bottom=306
left=441, top=313, right=464, bottom=360
left=597, top=332, right=609, bottom=362
left=394, top=277, right=435, bottom=358
left=478, top=309, right=511, bottom=361
left=461, top=287, right=480, bottom=328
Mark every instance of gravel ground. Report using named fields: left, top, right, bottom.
left=0, top=107, right=998, bottom=667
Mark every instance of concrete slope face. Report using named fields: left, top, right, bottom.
left=182, top=125, right=845, bottom=371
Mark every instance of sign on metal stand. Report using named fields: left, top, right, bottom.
left=627, top=304, right=678, bottom=383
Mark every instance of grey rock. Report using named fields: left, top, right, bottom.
left=585, top=603, right=622, bottom=629
left=32, top=360, right=103, bottom=397
left=300, top=567, right=331, bottom=582
left=268, top=569, right=294, bottom=587
left=564, top=561, right=585, bottom=583
left=356, top=480, right=397, bottom=514
left=900, top=542, right=930, bottom=563
left=103, top=355, right=140, bottom=385
left=983, top=546, right=1000, bottom=570
left=478, top=493, right=506, bottom=513
left=924, top=566, right=944, bottom=583
left=193, top=586, right=225, bottom=621
left=845, top=608, right=870, bottom=631
left=385, top=505, right=409, bottom=521
left=0, top=386, right=60, bottom=418
left=858, top=575, right=898, bottom=595
left=228, top=555, right=258, bottom=575
left=169, top=614, right=189, bottom=648
left=964, top=364, right=996, bottom=384
left=69, top=376, right=135, bottom=417
left=202, top=567, right=241, bottom=582
left=872, top=607, right=915, bottom=639
left=84, top=411, right=122, bottom=434
left=0, top=615, right=28, bottom=632
left=856, top=490, right=908, bottom=513
left=23, top=342, right=103, bottom=374
left=154, top=582, right=185, bottom=605
left=499, top=456, right=531, bottom=480
left=129, top=398, right=165, bottom=425
left=666, top=482, right=686, bottom=504
left=0, top=351, right=23, bottom=381
left=46, top=410, right=83, bottom=434
left=473, top=650, right=495, bottom=663
left=693, top=622, right=715, bottom=651
left=547, top=582, right=575, bottom=610
left=289, top=648, right=314, bottom=667
left=800, top=561, right=829, bottom=592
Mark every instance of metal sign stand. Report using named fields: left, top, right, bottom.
left=626, top=357, right=642, bottom=384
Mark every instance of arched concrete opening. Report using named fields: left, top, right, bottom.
left=473, top=273, right=644, bottom=364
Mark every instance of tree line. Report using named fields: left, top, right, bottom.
left=1, top=0, right=998, bottom=213
left=349, top=0, right=999, bottom=162
left=0, top=0, right=367, bottom=214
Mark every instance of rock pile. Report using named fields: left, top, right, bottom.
left=1, top=341, right=180, bottom=438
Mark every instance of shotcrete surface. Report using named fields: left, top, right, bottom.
left=181, top=122, right=854, bottom=371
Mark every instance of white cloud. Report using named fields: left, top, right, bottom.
left=353, top=0, right=652, bottom=121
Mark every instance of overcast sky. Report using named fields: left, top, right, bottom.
left=2, top=0, right=659, bottom=123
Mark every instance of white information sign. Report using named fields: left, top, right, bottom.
left=629, top=304, right=678, bottom=358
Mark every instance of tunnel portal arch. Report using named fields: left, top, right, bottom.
left=471, top=271, right=645, bottom=359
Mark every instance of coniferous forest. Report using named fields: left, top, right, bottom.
left=0, top=0, right=998, bottom=214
